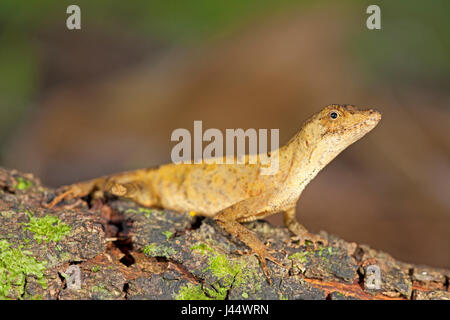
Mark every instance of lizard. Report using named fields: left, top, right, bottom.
left=45, top=104, right=381, bottom=280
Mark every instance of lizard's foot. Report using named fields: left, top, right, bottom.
left=291, top=234, right=328, bottom=248
left=288, top=221, right=328, bottom=247
left=215, top=218, right=285, bottom=284
left=252, top=246, right=285, bottom=284
left=43, top=187, right=76, bottom=208
left=42, top=180, right=98, bottom=208
left=236, top=244, right=284, bottom=284
left=234, top=246, right=285, bottom=269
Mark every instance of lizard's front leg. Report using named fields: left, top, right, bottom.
left=283, top=207, right=327, bottom=246
left=214, top=196, right=284, bottom=282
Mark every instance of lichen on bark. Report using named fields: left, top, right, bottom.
left=0, top=167, right=449, bottom=300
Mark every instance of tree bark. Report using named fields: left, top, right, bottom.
left=0, top=167, right=448, bottom=300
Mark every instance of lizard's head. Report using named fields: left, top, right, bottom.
left=304, top=104, right=381, bottom=164
left=317, top=104, right=381, bottom=141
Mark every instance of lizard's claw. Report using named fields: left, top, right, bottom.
left=287, top=221, right=328, bottom=247
left=292, top=233, right=328, bottom=247
left=253, top=247, right=285, bottom=284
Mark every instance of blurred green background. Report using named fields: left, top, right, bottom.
left=0, top=1, right=449, bottom=268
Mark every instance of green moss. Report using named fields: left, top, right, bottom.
left=138, top=207, right=154, bottom=218
left=175, top=283, right=212, bottom=300
left=139, top=207, right=165, bottom=218
left=21, top=212, right=71, bottom=244
left=181, top=242, right=261, bottom=300
left=206, top=254, right=244, bottom=285
left=91, top=285, right=109, bottom=295
left=288, top=251, right=309, bottom=263
left=315, top=245, right=334, bottom=256
left=91, top=265, right=100, bottom=273
left=289, top=246, right=334, bottom=264
left=0, top=240, right=47, bottom=299
left=191, top=242, right=243, bottom=285
left=126, top=207, right=163, bottom=218
left=317, top=247, right=323, bottom=256
left=14, top=177, right=32, bottom=190
left=143, top=243, right=156, bottom=254
left=162, top=230, right=173, bottom=240
left=241, top=292, right=249, bottom=299
left=190, top=242, right=215, bottom=255
left=314, top=246, right=335, bottom=262
left=204, top=283, right=228, bottom=300
left=143, top=243, right=176, bottom=258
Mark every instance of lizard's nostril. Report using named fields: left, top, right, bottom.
left=372, top=111, right=382, bottom=121
left=368, top=109, right=381, bottom=118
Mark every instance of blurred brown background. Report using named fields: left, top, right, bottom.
left=1, top=1, right=449, bottom=268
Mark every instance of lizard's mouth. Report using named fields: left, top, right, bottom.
left=337, top=110, right=381, bottom=139
left=363, top=110, right=382, bottom=128
left=367, top=109, right=382, bottom=122
left=355, top=109, right=381, bottom=128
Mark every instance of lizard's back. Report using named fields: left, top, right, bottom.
left=152, top=153, right=289, bottom=216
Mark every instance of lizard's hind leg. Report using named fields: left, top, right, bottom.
left=283, top=207, right=328, bottom=246
left=107, top=180, right=158, bottom=207
left=44, top=169, right=158, bottom=208
left=44, top=178, right=106, bottom=208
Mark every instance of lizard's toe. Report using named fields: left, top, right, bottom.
left=257, top=256, right=272, bottom=284
left=265, top=251, right=285, bottom=268
left=253, top=248, right=287, bottom=284
left=292, top=233, right=328, bottom=247
left=42, top=189, right=74, bottom=208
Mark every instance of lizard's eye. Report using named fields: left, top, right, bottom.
left=329, top=111, right=339, bottom=120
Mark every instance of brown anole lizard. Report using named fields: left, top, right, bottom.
left=46, top=104, right=381, bottom=279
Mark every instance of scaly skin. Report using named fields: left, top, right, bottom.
left=46, top=104, right=381, bottom=281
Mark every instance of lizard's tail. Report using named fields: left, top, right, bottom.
left=44, top=168, right=159, bottom=208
